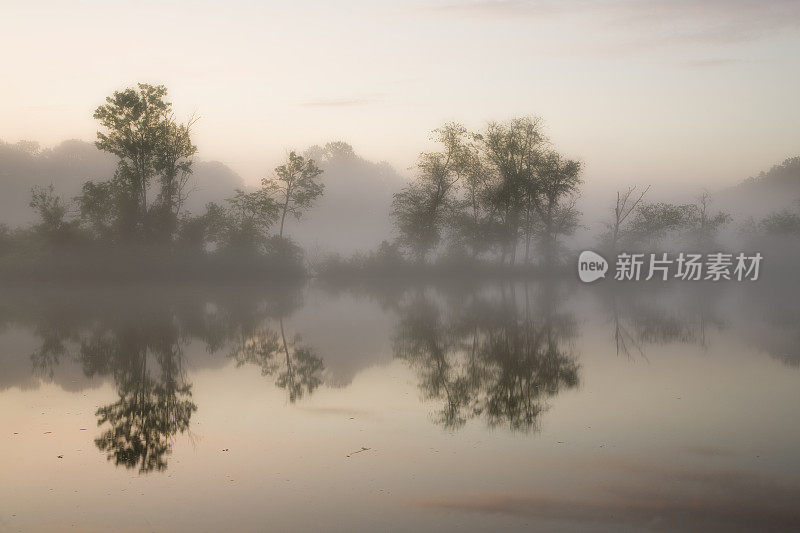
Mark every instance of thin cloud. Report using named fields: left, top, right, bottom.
left=419, top=0, right=565, bottom=18
left=682, top=58, right=747, bottom=68
left=418, top=0, right=800, bottom=48
left=300, top=97, right=380, bottom=108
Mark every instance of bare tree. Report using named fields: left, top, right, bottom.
left=609, top=185, right=650, bottom=253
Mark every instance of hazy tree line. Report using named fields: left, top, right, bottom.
left=600, top=188, right=733, bottom=253
left=737, top=158, right=800, bottom=239
left=599, top=165, right=800, bottom=258
left=5, top=83, right=800, bottom=279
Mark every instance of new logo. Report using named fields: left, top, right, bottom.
left=578, top=251, right=608, bottom=282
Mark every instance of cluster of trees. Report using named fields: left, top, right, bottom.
left=23, top=84, right=325, bottom=266
left=391, top=118, right=582, bottom=268
left=602, top=186, right=800, bottom=256
left=602, top=188, right=733, bottom=252
left=603, top=157, right=800, bottom=254
left=26, top=84, right=198, bottom=246
left=184, top=151, right=323, bottom=258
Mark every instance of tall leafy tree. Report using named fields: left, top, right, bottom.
left=262, top=151, right=324, bottom=238
left=479, top=117, right=547, bottom=264
left=390, top=117, right=582, bottom=266
left=392, top=124, right=470, bottom=261
left=92, top=83, right=196, bottom=240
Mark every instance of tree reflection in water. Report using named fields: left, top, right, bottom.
left=95, top=376, right=195, bottom=473
left=393, top=283, right=580, bottom=432
left=14, top=286, right=324, bottom=472
left=603, top=285, right=727, bottom=359
left=9, top=280, right=798, bottom=474
left=230, top=318, right=324, bottom=403
left=82, top=312, right=197, bottom=473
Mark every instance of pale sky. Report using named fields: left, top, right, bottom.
left=2, top=0, right=799, bottom=190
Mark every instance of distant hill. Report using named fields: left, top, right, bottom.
left=0, top=139, right=115, bottom=226
left=0, top=139, right=245, bottom=227
left=715, top=157, right=800, bottom=220
left=290, top=141, right=407, bottom=257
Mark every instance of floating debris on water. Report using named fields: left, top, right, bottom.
left=346, top=447, right=371, bottom=458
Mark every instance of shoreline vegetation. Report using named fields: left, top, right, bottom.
left=2, top=83, right=799, bottom=283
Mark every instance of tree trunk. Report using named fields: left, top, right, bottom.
left=279, top=191, right=290, bottom=239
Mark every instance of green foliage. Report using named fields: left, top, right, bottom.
left=760, top=209, right=800, bottom=236
left=30, top=184, right=68, bottom=231
left=12, top=83, right=321, bottom=279
left=392, top=181, right=444, bottom=262
left=201, top=188, right=280, bottom=254
left=533, top=151, right=582, bottom=266
left=76, top=180, right=125, bottom=241
left=685, top=192, right=731, bottom=247
left=392, top=117, right=582, bottom=266
left=29, top=184, right=82, bottom=244
left=314, top=240, right=408, bottom=279
left=603, top=190, right=730, bottom=251
left=93, top=83, right=196, bottom=240
left=626, top=202, right=694, bottom=247
left=263, top=151, right=325, bottom=238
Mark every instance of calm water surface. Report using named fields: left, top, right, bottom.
left=1, top=280, right=798, bottom=532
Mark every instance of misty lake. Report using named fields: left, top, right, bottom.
left=1, top=280, right=799, bottom=532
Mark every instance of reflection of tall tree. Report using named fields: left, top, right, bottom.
left=95, top=373, right=195, bottom=473
left=10, top=285, right=312, bottom=471
left=231, top=318, right=323, bottom=402
left=190, top=285, right=304, bottom=354
left=610, top=295, right=644, bottom=360
left=481, top=316, right=578, bottom=431
left=393, top=296, right=480, bottom=429
left=30, top=327, right=73, bottom=380
left=84, top=313, right=197, bottom=474
left=394, top=285, right=579, bottom=432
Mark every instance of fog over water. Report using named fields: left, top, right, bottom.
left=3, top=1, right=800, bottom=531
left=1, top=280, right=798, bottom=531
